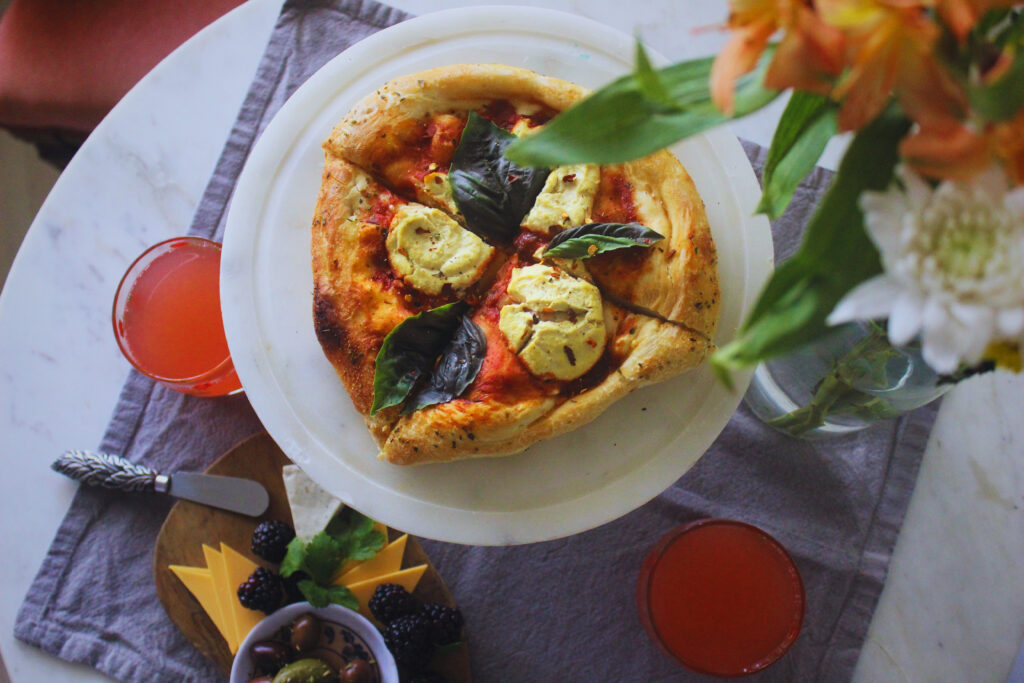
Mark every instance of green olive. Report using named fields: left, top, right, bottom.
left=271, top=658, right=338, bottom=683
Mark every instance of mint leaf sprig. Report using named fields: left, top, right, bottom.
left=279, top=509, right=386, bottom=609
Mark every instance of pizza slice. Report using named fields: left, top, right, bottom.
left=311, top=154, right=498, bottom=441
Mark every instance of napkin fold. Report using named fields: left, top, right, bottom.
left=15, top=2, right=938, bottom=682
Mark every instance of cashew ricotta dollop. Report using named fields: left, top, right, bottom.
left=522, top=164, right=600, bottom=234
left=386, top=204, right=494, bottom=295
left=499, top=263, right=605, bottom=380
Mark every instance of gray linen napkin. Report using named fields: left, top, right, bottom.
left=15, top=2, right=939, bottom=681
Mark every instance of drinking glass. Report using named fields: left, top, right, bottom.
left=112, top=236, right=242, bottom=397
left=637, top=519, right=805, bottom=677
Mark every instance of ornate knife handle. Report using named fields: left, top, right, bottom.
left=52, top=450, right=170, bottom=493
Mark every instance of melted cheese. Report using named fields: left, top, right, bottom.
left=386, top=204, right=494, bottom=294
left=499, top=264, right=605, bottom=380
left=522, top=164, right=600, bottom=234
left=421, top=171, right=459, bottom=215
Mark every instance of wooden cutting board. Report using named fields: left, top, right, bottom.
left=154, top=431, right=470, bottom=680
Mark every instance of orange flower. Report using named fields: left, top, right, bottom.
left=820, top=0, right=967, bottom=131
left=900, top=122, right=991, bottom=180
left=710, top=0, right=844, bottom=115
left=992, top=109, right=1024, bottom=185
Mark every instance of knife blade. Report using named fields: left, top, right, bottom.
left=52, top=449, right=269, bottom=517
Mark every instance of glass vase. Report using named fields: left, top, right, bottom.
left=743, top=322, right=951, bottom=438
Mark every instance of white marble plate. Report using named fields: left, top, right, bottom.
left=220, top=6, right=772, bottom=545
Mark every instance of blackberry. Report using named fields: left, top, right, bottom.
left=369, top=583, right=419, bottom=624
left=237, top=567, right=284, bottom=614
left=418, top=603, right=463, bottom=646
left=383, top=613, right=433, bottom=672
left=406, top=672, right=448, bottom=683
left=251, top=519, right=295, bottom=563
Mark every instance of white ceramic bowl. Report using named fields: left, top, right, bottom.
left=230, top=602, right=398, bottom=683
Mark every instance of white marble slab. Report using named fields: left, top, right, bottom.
left=0, top=0, right=1021, bottom=680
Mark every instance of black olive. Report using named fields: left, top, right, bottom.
left=290, top=613, right=323, bottom=654
left=340, top=659, right=372, bottom=683
left=250, top=640, right=290, bottom=674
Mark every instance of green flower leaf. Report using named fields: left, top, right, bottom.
left=371, top=301, right=471, bottom=414
left=450, top=112, right=550, bottom=243
left=542, top=222, right=664, bottom=259
left=505, top=45, right=779, bottom=167
left=756, top=91, right=837, bottom=220
left=967, top=46, right=1024, bottom=122
left=711, top=106, right=913, bottom=382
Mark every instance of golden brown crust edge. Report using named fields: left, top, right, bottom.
left=590, top=152, right=720, bottom=340
left=324, top=64, right=588, bottom=168
left=311, top=154, right=408, bottom=445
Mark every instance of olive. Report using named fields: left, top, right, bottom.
left=290, top=613, right=323, bottom=654
left=340, top=659, right=371, bottom=683
left=272, top=658, right=339, bottom=683
left=250, top=640, right=291, bottom=674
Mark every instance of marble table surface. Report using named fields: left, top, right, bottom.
left=1, top=1, right=1022, bottom=681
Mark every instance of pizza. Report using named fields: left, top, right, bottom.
left=311, top=64, right=719, bottom=466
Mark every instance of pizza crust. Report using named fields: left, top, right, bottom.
left=588, top=155, right=719, bottom=339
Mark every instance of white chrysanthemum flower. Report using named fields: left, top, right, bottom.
left=827, top=165, right=1024, bottom=374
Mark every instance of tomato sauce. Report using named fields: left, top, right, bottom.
left=512, top=230, right=550, bottom=260
left=637, top=520, right=805, bottom=677
left=592, top=169, right=639, bottom=224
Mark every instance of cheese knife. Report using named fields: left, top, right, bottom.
left=52, top=450, right=269, bottom=517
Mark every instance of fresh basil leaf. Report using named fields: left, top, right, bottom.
left=449, top=112, right=550, bottom=244
left=505, top=47, right=779, bottom=167
left=756, top=91, right=837, bottom=220
left=711, top=106, right=912, bottom=388
left=371, top=301, right=470, bottom=415
left=543, top=222, right=664, bottom=259
left=406, top=315, right=487, bottom=413
left=298, top=579, right=358, bottom=610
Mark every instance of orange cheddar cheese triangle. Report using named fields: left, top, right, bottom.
left=335, top=534, right=407, bottom=586
left=344, top=564, right=427, bottom=619
left=220, top=542, right=266, bottom=648
left=202, top=544, right=240, bottom=653
left=168, top=565, right=232, bottom=647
